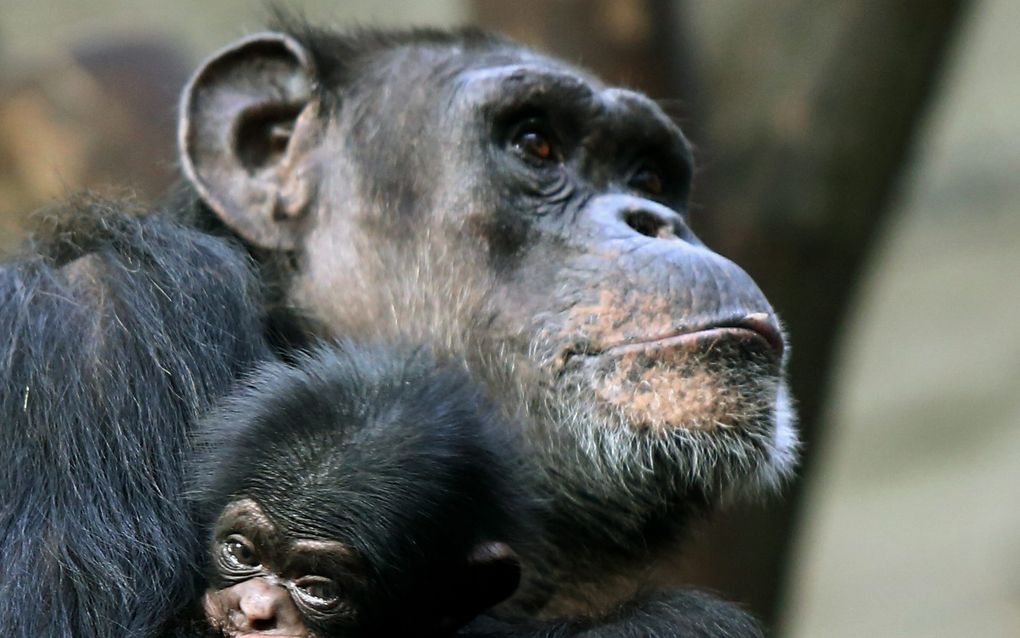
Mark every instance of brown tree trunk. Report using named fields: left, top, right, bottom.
left=472, top=0, right=970, bottom=631
left=472, top=0, right=693, bottom=103
left=683, top=2, right=970, bottom=631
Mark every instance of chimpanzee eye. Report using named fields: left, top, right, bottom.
left=293, top=575, right=341, bottom=609
left=510, top=119, right=561, bottom=164
left=630, top=164, right=665, bottom=197
left=220, top=534, right=260, bottom=570
left=515, top=130, right=553, bottom=161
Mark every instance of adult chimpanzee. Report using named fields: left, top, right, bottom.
left=1, top=21, right=794, bottom=638
left=177, top=20, right=796, bottom=611
left=179, top=342, right=532, bottom=637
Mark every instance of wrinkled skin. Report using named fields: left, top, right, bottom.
left=180, top=27, right=797, bottom=615
left=204, top=577, right=307, bottom=638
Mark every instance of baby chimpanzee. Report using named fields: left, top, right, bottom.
left=182, top=343, right=532, bottom=638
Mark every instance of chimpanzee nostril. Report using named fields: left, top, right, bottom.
left=623, top=209, right=676, bottom=239
left=250, top=618, right=277, bottom=631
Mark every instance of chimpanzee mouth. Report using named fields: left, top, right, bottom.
left=559, top=312, right=784, bottom=369
left=556, top=314, right=784, bottom=432
left=604, top=323, right=783, bottom=363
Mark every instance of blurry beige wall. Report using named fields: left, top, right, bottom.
left=0, top=1, right=467, bottom=254
left=0, top=0, right=466, bottom=60
left=786, top=1, right=1020, bottom=636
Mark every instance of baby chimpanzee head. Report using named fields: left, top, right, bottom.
left=191, top=343, right=532, bottom=637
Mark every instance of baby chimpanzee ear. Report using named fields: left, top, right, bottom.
left=437, top=541, right=522, bottom=633
left=179, top=32, right=320, bottom=250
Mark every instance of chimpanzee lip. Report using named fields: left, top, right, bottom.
left=563, top=313, right=783, bottom=365
left=624, top=314, right=783, bottom=359
left=555, top=314, right=784, bottom=377
left=605, top=326, right=781, bottom=360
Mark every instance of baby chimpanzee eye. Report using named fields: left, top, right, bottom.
left=294, top=576, right=341, bottom=609
left=220, top=534, right=259, bottom=570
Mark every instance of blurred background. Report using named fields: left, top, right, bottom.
left=1, top=1, right=1016, bottom=636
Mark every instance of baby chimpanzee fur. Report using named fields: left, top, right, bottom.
left=186, top=343, right=532, bottom=637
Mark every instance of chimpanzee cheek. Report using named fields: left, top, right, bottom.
left=202, top=588, right=231, bottom=626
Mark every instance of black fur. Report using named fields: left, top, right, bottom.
left=465, top=589, right=764, bottom=637
left=0, top=199, right=270, bottom=637
left=189, top=342, right=531, bottom=636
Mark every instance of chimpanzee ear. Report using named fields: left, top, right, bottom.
left=439, top=542, right=522, bottom=632
left=179, top=32, right=320, bottom=250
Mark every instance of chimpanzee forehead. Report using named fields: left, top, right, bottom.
left=455, top=63, right=601, bottom=104
left=324, top=40, right=675, bottom=143
left=440, top=59, right=680, bottom=142
left=214, top=498, right=279, bottom=545
left=285, top=538, right=362, bottom=575
left=354, top=40, right=593, bottom=97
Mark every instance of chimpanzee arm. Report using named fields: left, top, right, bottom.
left=0, top=198, right=270, bottom=638
left=461, top=589, right=763, bottom=638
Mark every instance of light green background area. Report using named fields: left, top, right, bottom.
left=2, top=2, right=1018, bottom=636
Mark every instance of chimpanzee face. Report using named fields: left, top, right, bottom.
left=180, top=30, right=798, bottom=590
left=192, top=345, right=530, bottom=635
left=281, top=45, right=796, bottom=497
left=203, top=499, right=360, bottom=638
